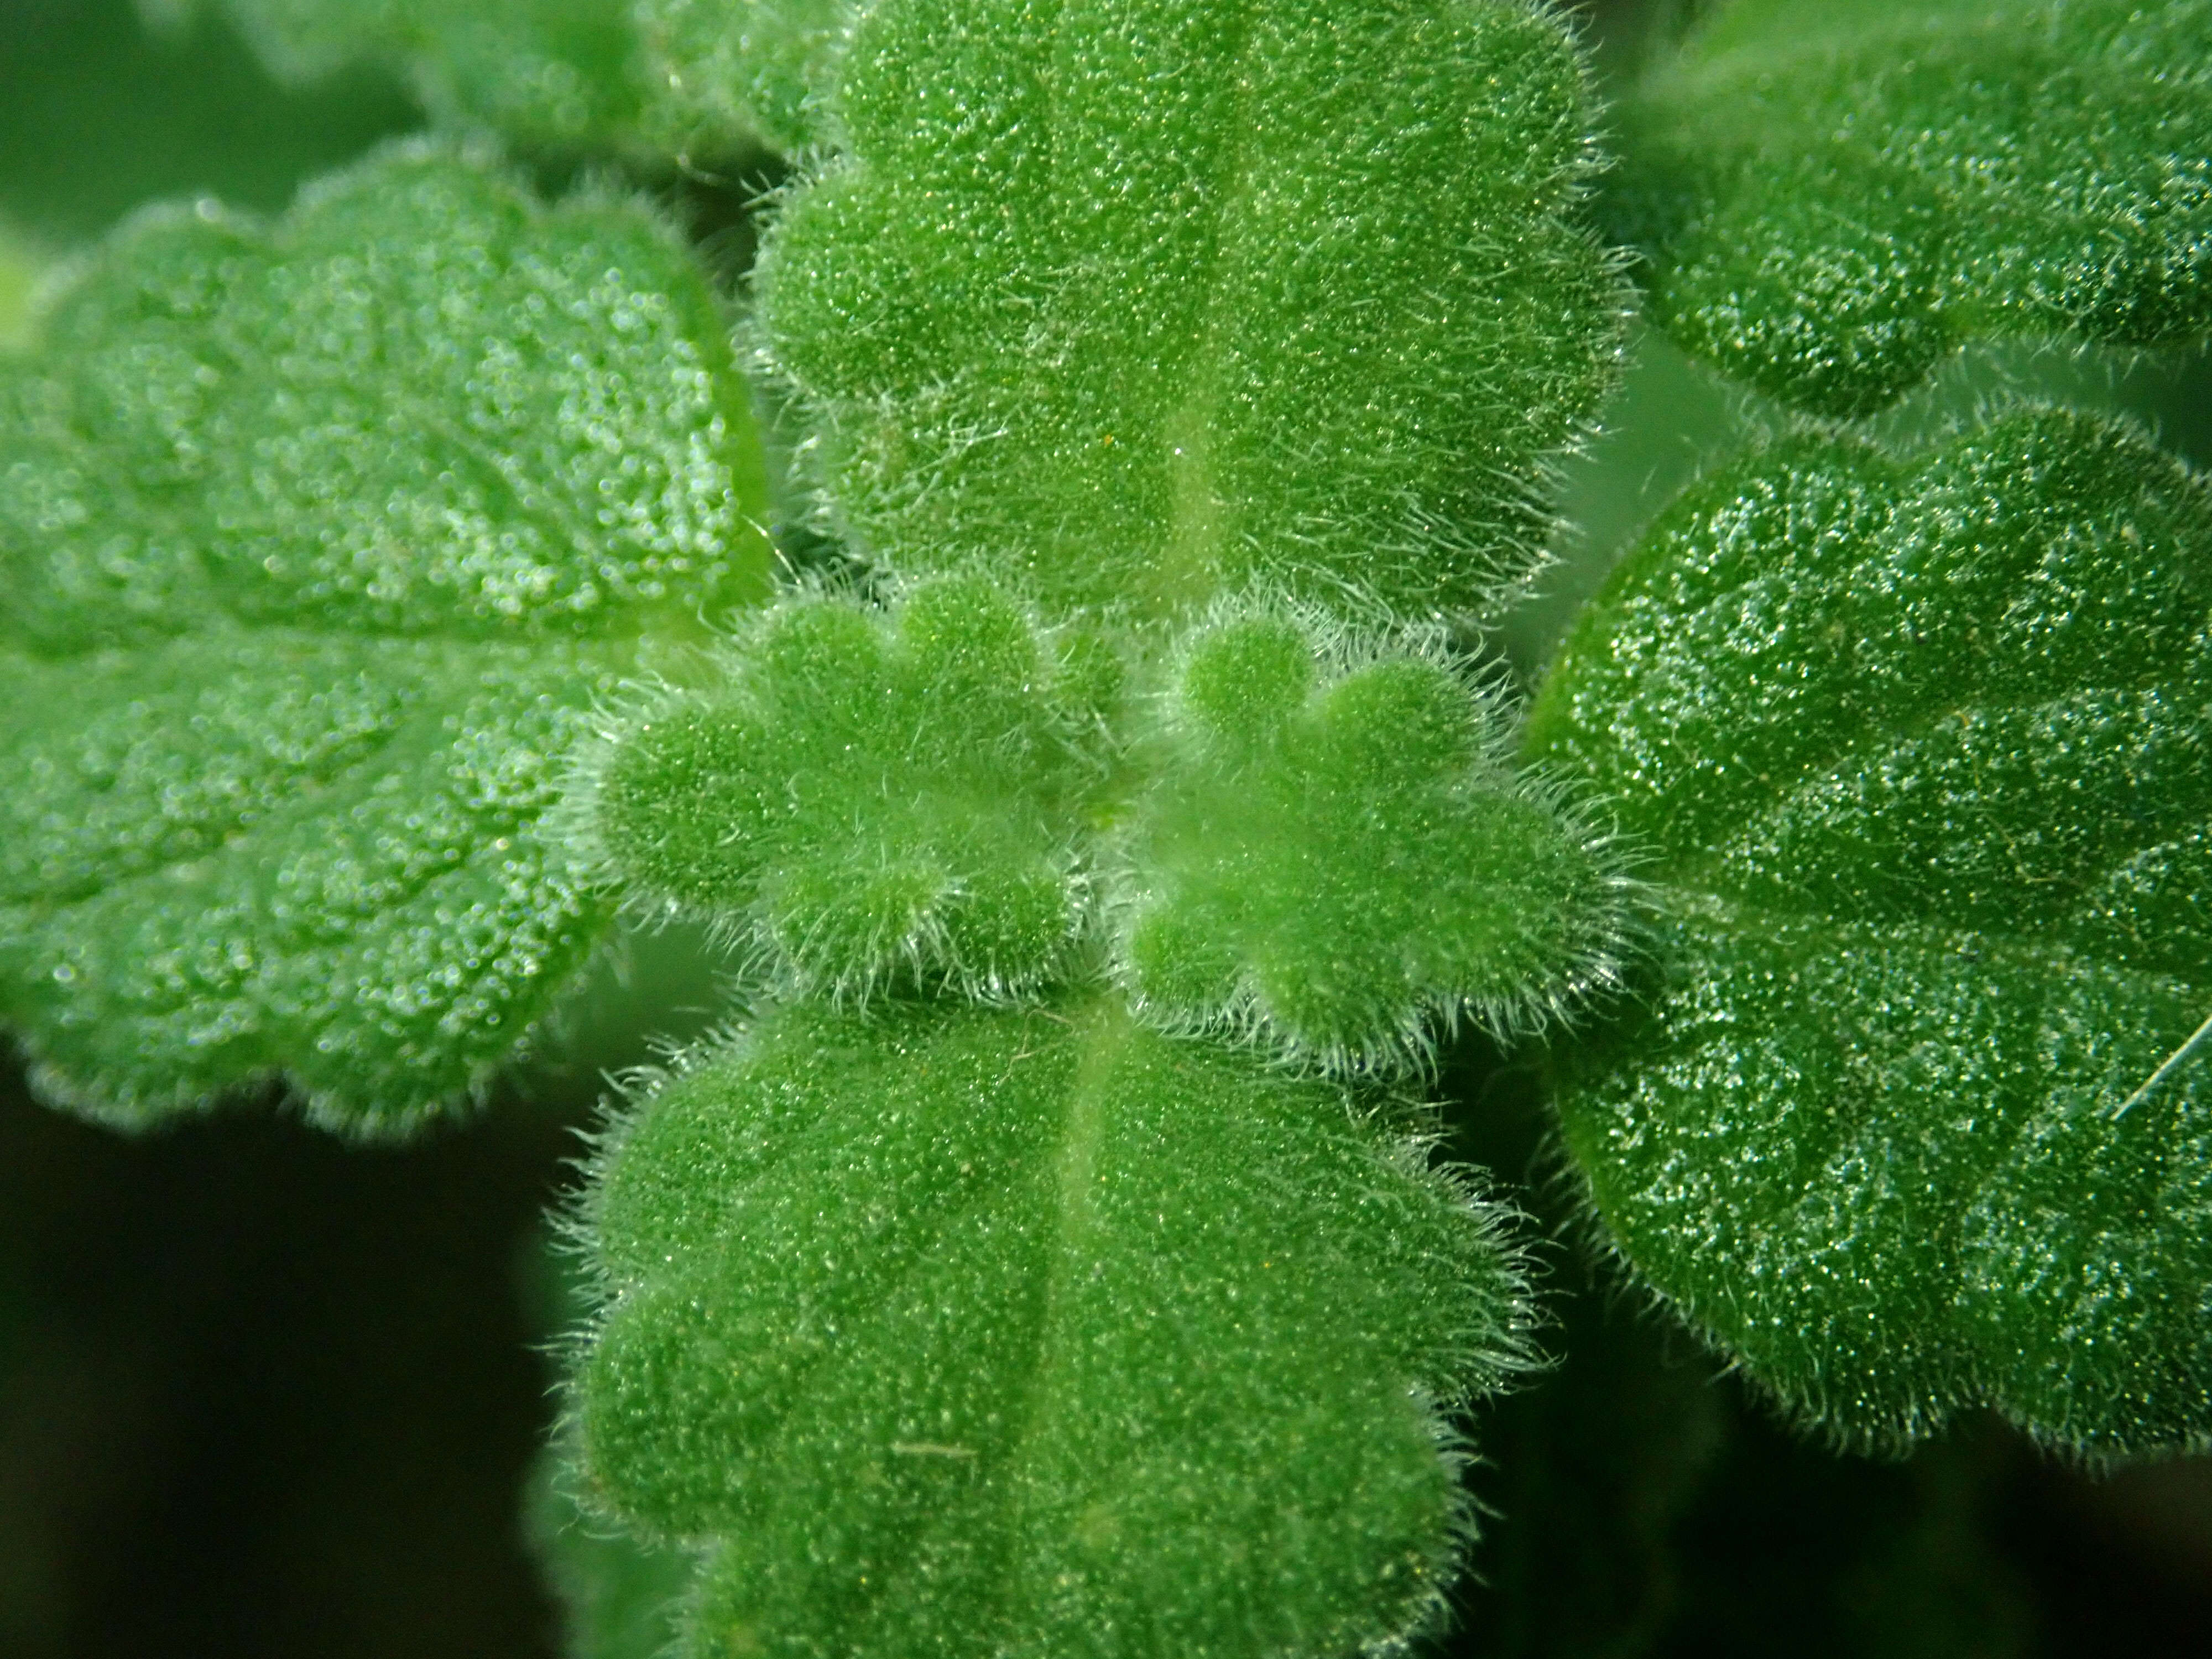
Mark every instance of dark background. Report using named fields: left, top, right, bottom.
left=2, top=1, right=2209, bottom=1654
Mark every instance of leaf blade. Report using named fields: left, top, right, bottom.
left=1615, top=0, right=2212, bottom=415
left=575, top=998, right=1533, bottom=1658
left=757, top=0, right=1625, bottom=624
left=0, top=144, right=773, bottom=1132
left=1529, top=407, right=2212, bottom=1455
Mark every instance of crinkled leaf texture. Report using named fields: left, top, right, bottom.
left=1528, top=406, right=2212, bottom=1457
left=151, top=0, right=653, bottom=150
left=1120, top=604, right=1628, bottom=1071
left=0, top=144, right=771, bottom=1134
left=572, top=997, right=1533, bottom=1659
left=1615, top=0, right=2212, bottom=416
left=582, top=575, right=1118, bottom=1000
left=757, top=0, right=1624, bottom=625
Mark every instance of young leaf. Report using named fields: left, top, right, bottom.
left=572, top=997, right=1533, bottom=1659
left=581, top=575, right=1116, bottom=1000
left=1119, top=604, right=1629, bottom=1071
left=637, top=0, right=851, bottom=155
left=0, top=144, right=772, bottom=1134
left=756, top=0, right=1625, bottom=625
left=1526, top=406, right=2212, bottom=1457
left=1615, top=0, right=2212, bottom=416
left=159, top=0, right=652, bottom=150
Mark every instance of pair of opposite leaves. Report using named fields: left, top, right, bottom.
left=1, top=12, right=1627, bottom=1650
left=585, top=578, right=1623, bottom=1066
left=564, top=0, right=1632, bottom=1619
left=7, top=2, right=2212, bottom=1656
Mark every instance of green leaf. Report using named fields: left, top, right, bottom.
left=637, top=0, right=851, bottom=155
left=572, top=997, right=1533, bottom=1659
left=528, top=1428, right=700, bottom=1659
left=755, top=0, right=1624, bottom=625
left=581, top=575, right=1117, bottom=1001
left=1526, top=406, right=2212, bottom=1457
left=1119, top=604, right=1629, bottom=1070
left=0, top=222, right=43, bottom=353
left=166, top=0, right=653, bottom=150
left=1614, top=0, right=2212, bottom=416
left=0, top=144, right=772, bottom=1134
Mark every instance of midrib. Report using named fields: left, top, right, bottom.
left=972, top=993, right=1131, bottom=1609
left=1108, top=3, right=1267, bottom=619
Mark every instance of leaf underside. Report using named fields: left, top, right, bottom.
left=0, top=144, right=770, bottom=1133
left=1528, top=405, right=2212, bottom=1457
left=1616, top=0, right=2212, bottom=416
left=758, top=0, right=1624, bottom=625
left=576, top=998, right=1533, bottom=1659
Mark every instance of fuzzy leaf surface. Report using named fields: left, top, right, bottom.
left=527, top=1431, right=698, bottom=1659
left=1615, top=0, right=2212, bottom=416
left=585, top=575, right=1115, bottom=999
left=1527, top=407, right=2212, bottom=1455
left=757, top=0, right=1623, bottom=625
left=637, top=0, right=851, bottom=154
left=1120, top=607, right=1626, bottom=1070
left=0, top=146, right=771, bottom=1133
left=574, top=998, right=1532, bottom=1659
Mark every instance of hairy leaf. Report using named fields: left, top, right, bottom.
left=572, top=997, right=1532, bottom=1659
left=582, top=575, right=1116, bottom=1000
left=1615, top=0, right=2212, bottom=416
left=757, top=0, right=1624, bottom=625
left=1120, top=605, right=1627, bottom=1070
left=0, top=144, right=771, bottom=1133
left=637, top=0, right=851, bottom=155
left=1527, top=406, right=2212, bottom=1456
left=528, top=1430, right=699, bottom=1659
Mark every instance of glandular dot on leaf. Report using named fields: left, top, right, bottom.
left=1528, top=405, right=2212, bottom=1458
